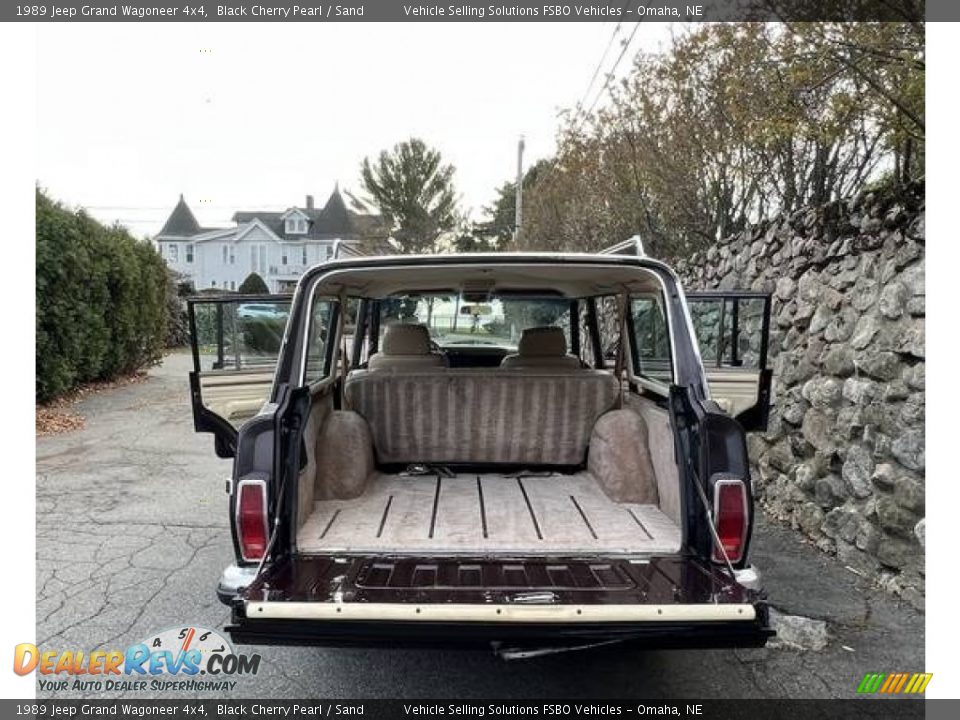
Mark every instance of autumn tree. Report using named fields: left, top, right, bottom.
left=516, top=22, right=924, bottom=258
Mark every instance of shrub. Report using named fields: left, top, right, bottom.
left=36, top=189, right=169, bottom=402
left=238, top=272, right=269, bottom=294
left=165, top=270, right=192, bottom=348
left=241, top=316, right=286, bottom=355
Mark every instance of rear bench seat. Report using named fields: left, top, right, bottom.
left=344, top=368, right=620, bottom=466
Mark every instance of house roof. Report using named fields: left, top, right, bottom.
left=233, top=186, right=386, bottom=240
left=158, top=187, right=386, bottom=241
left=158, top=195, right=202, bottom=237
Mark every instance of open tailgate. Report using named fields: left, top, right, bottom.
left=227, top=554, right=772, bottom=649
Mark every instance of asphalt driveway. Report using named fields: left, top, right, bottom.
left=36, top=351, right=923, bottom=699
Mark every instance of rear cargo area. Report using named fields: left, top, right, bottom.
left=297, top=472, right=682, bottom=555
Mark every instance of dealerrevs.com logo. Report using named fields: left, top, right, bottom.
left=15, top=626, right=261, bottom=693
left=856, top=672, right=933, bottom=694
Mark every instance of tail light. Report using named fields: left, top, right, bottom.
left=712, top=477, right=748, bottom=564
left=236, top=478, right=269, bottom=561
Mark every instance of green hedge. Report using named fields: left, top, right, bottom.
left=36, top=189, right=169, bottom=402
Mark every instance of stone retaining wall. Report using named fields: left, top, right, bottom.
left=672, top=183, right=925, bottom=607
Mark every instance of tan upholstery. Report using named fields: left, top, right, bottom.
left=587, top=409, right=659, bottom=504
left=500, top=326, right=581, bottom=369
left=314, top=411, right=376, bottom=500
left=367, top=323, right=446, bottom=370
left=344, top=368, right=619, bottom=465
left=626, top=394, right=682, bottom=526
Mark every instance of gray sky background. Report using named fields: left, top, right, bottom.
left=36, top=22, right=671, bottom=237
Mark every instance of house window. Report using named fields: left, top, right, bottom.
left=222, top=245, right=228, bottom=264
left=281, top=249, right=288, bottom=266
left=230, top=280, right=236, bottom=291
left=211, top=280, right=217, bottom=287
left=168, top=244, right=179, bottom=262
left=250, top=244, right=267, bottom=274
left=229, top=246, right=235, bottom=264
left=301, top=245, right=308, bottom=265
left=186, top=244, right=193, bottom=263
left=325, top=244, right=334, bottom=260
left=285, top=216, right=306, bottom=234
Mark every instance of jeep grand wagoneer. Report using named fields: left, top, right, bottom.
left=187, top=239, right=774, bottom=650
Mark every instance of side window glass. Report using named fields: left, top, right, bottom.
left=594, top=295, right=621, bottom=363
left=304, top=299, right=335, bottom=384
left=629, top=294, right=673, bottom=386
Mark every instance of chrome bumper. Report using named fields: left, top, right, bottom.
left=216, top=564, right=259, bottom=605
left=733, top=565, right=763, bottom=592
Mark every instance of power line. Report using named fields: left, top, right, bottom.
left=580, top=20, right=643, bottom=123
left=535, top=18, right=644, bottom=196
left=575, top=16, right=626, bottom=120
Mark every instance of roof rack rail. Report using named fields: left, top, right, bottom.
left=331, top=239, right=367, bottom=260
left=599, top=234, right=645, bottom=257
left=331, top=237, right=403, bottom=260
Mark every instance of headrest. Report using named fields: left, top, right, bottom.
left=381, top=323, right=432, bottom=355
left=518, top=326, right=567, bottom=357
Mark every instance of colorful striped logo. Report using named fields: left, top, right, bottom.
left=857, top=672, right=932, bottom=694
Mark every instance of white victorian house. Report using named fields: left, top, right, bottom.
left=155, top=188, right=384, bottom=293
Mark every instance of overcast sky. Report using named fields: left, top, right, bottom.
left=36, top=22, right=671, bottom=237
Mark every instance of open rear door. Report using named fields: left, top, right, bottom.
left=686, top=292, right=772, bottom=432
left=187, top=295, right=292, bottom=458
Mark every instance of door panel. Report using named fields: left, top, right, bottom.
left=188, top=296, right=292, bottom=457
left=199, top=370, right=277, bottom=424
left=686, top=292, right=772, bottom=431
left=705, top=369, right=761, bottom=417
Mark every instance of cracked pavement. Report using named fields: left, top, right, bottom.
left=36, top=351, right=923, bottom=699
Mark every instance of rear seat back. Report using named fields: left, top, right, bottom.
left=344, top=368, right=619, bottom=465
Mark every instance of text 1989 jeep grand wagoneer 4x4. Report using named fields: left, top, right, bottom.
left=186, top=239, right=775, bottom=651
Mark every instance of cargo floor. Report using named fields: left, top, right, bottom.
left=297, top=472, right=682, bottom=555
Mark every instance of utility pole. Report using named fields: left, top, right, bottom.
left=514, top=135, right=525, bottom=241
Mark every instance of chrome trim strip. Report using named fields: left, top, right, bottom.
left=245, top=601, right=756, bottom=623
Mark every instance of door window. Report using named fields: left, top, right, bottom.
left=686, top=292, right=773, bottom=430
left=188, top=296, right=292, bottom=444
left=687, top=294, right=770, bottom=370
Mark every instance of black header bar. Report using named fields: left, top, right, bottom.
left=0, top=699, right=941, bottom=719
left=3, top=1, right=940, bottom=23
